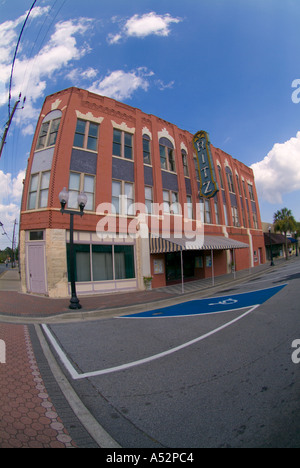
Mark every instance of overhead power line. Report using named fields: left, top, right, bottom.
left=0, top=93, right=26, bottom=159
left=0, top=1, right=38, bottom=159
left=8, top=0, right=38, bottom=116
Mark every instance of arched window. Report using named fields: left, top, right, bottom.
left=225, top=167, right=235, bottom=193
left=36, top=110, right=62, bottom=150
left=217, top=165, right=224, bottom=189
left=143, top=134, right=151, bottom=165
left=182, top=149, right=189, bottom=177
left=159, top=137, right=176, bottom=172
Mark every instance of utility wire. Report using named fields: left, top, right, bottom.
left=8, top=0, right=38, bottom=117
left=0, top=221, right=12, bottom=243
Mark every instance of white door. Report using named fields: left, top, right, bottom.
left=27, top=244, right=47, bottom=294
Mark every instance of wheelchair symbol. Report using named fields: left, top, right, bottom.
left=209, top=298, right=238, bottom=306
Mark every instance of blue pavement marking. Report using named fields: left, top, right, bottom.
left=123, top=284, right=287, bottom=318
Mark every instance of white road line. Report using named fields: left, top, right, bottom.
left=42, top=324, right=79, bottom=380
left=42, top=305, right=259, bottom=380
left=118, top=305, right=256, bottom=320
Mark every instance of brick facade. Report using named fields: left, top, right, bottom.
left=20, top=87, right=265, bottom=297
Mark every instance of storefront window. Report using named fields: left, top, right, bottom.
left=67, top=244, right=91, bottom=282
left=114, top=245, right=135, bottom=279
left=67, top=244, right=135, bottom=282
left=92, top=245, right=113, bottom=281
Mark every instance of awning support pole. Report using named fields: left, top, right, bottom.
left=211, top=249, right=215, bottom=287
left=233, top=249, right=236, bottom=280
left=181, top=250, right=184, bottom=294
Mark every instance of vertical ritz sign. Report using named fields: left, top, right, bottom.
left=0, top=339, right=6, bottom=364
left=193, top=130, right=219, bottom=199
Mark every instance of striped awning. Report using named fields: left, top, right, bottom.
left=149, top=234, right=249, bottom=254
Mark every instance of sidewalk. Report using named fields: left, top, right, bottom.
left=0, top=257, right=293, bottom=321
left=0, top=258, right=298, bottom=448
left=0, top=323, right=80, bottom=448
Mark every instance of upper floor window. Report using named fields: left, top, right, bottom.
left=253, top=212, right=258, bottom=229
left=205, top=199, right=212, bottom=224
left=145, top=186, right=153, bottom=214
left=182, top=150, right=189, bottom=177
left=143, top=135, right=151, bottom=165
left=112, top=180, right=134, bottom=215
left=73, top=119, right=99, bottom=151
left=199, top=198, right=212, bottom=224
left=248, top=183, right=255, bottom=201
left=231, top=206, right=240, bottom=227
left=226, top=168, right=235, bottom=193
left=68, top=171, right=95, bottom=211
left=223, top=203, right=229, bottom=226
left=163, top=190, right=180, bottom=214
left=236, top=175, right=242, bottom=196
left=28, top=171, right=50, bottom=210
left=194, top=157, right=200, bottom=181
left=242, top=180, right=247, bottom=198
left=214, top=199, right=220, bottom=225
left=159, top=138, right=176, bottom=172
left=186, top=195, right=193, bottom=219
left=113, top=129, right=133, bottom=160
left=36, top=118, right=61, bottom=150
left=217, top=165, right=224, bottom=189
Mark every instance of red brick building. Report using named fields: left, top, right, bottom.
left=19, top=87, right=265, bottom=297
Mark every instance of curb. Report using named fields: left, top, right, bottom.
left=34, top=324, right=121, bottom=448
left=0, top=258, right=298, bottom=325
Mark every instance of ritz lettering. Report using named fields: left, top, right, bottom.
left=196, top=141, right=211, bottom=194
left=193, top=130, right=219, bottom=199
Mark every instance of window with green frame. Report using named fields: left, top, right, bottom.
left=92, top=245, right=113, bottom=281
left=67, top=244, right=135, bottom=282
left=114, top=245, right=135, bottom=279
left=67, top=244, right=91, bottom=282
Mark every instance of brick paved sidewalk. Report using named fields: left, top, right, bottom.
left=0, top=260, right=288, bottom=319
left=0, top=323, right=98, bottom=448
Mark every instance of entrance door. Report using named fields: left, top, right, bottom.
left=27, top=244, right=47, bottom=294
left=166, top=252, right=195, bottom=283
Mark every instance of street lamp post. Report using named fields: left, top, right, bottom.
left=269, top=226, right=275, bottom=267
left=295, top=231, right=299, bottom=257
left=59, top=187, right=88, bottom=310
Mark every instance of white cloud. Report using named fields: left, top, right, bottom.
left=66, top=66, right=98, bottom=84
left=88, top=68, right=154, bottom=101
left=0, top=168, right=25, bottom=204
left=155, top=79, right=175, bottom=91
left=251, top=131, right=300, bottom=204
left=0, top=169, right=25, bottom=248
left=0, top=10, right=93, bottom=133
left=0, top=6, right=50, bottom=104
left=108, top=12, right=182, bottom=44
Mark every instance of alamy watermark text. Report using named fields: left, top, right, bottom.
left=0, top=339, right=6, bottom=364
left=291, top=340, right=300, bottom=364
left=291, top=79, right=300, bottom=103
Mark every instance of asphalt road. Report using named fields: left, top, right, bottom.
left=40, top=260, right=300, bottom=448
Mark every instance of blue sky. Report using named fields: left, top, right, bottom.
left=1, top=0, right=300, bottom=248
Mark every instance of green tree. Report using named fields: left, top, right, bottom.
left=273, top=208, right=296, bottom=260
